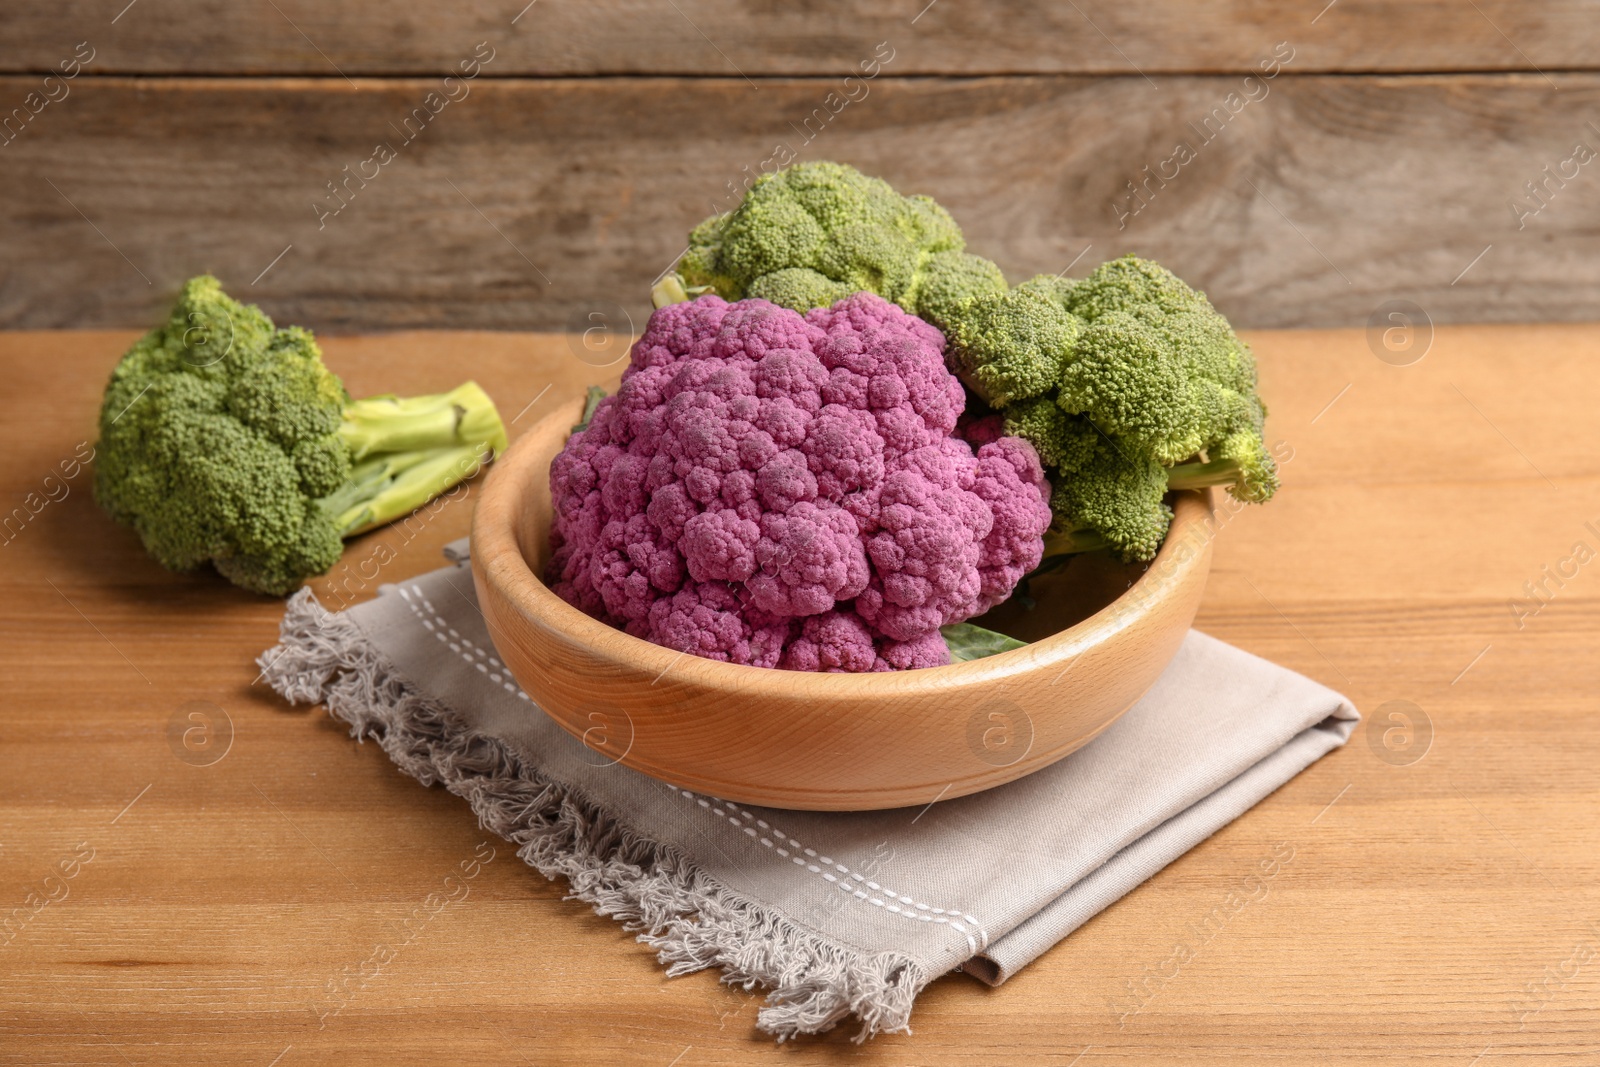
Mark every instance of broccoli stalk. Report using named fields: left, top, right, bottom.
left=95, top=276, right=508, bottom=594
left=320, top=382, right=504, bottom=535
left=1166, top=456, right=1247, bottom=491
left=1040, top=524, right=1108, bottom=557
left=338, top=384, right=505, bottom=461
left=650, top=274, right=714, bottom=309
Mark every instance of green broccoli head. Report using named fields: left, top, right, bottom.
left=947, top=275, right=1082, bottom=406
left=96, top=276, right=508, bottom=595
left=1027, top=257, right=1275, bottom=556
left=96, top=278, right=350, bottom=594
left=676, top=162, right=980, bottom=321
left=1060, top=255, right=1271, bottom=466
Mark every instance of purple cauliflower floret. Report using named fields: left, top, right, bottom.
left=547, top=292, right=1052, bottom=672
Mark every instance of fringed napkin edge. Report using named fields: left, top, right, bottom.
left=258, top=588, right=929, bottom=1042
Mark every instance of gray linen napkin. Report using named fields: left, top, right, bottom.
left=261, top=538, right=1357, bottom=1041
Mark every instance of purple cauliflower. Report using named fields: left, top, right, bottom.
left=547, top=292, right=1052, bottom=671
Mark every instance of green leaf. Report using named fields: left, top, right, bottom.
left=941, top=622, right=1027, bottom=662
left=572, top=385, right=607, bottom=434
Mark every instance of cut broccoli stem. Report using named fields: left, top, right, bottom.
left=1166, top=456, right=1246, bottom=491
left=338, top=381, right=507, bottom=462
left=322, top=443, right=495, bottom=536
left=652, top=274, right=691, bottom=308
left=323, top=380, right=508, bottom=537
left=651, top=273, right=714, bottom=309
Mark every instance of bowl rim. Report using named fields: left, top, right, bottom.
left=474, top=395, right=1215, bottom=698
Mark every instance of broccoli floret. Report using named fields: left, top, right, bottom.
left=664, top=162, right=1000, bottom=333
left=675, top=213, right=745, bottom=299
left=1045, top=440, right=1172, bottom=562
left=1000, top=398, right=1098, bottom=473
left=1063, top=312, right=1208, bottom=466
left=947, top=278, right=1081, bottom=406
left=744, top=267, right=855, bottom=312
left=96, top=276, right=509, bottom=595
left=1064, top=253, right=1201, bottom=319
left=907, top=250, right=1009, bottom=330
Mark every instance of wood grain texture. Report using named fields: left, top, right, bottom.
left=2, top=72, right=1597, bottom=333
left=470, top=395, right=1212, bottom=809
left=3, top=322, right=1599, bottom=1063
left=4, top=0, right=1600, bottom=76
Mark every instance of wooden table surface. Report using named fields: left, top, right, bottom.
left=3, top=324, right=1598, bottom=1066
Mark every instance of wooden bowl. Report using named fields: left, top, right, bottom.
left=471, top=396, right=1214, bottom=811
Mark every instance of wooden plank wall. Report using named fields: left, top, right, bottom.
left=2, top=2, right=1598, bottom=331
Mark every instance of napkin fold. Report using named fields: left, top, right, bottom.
left=261, top=539, right=1357, bottom=1041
